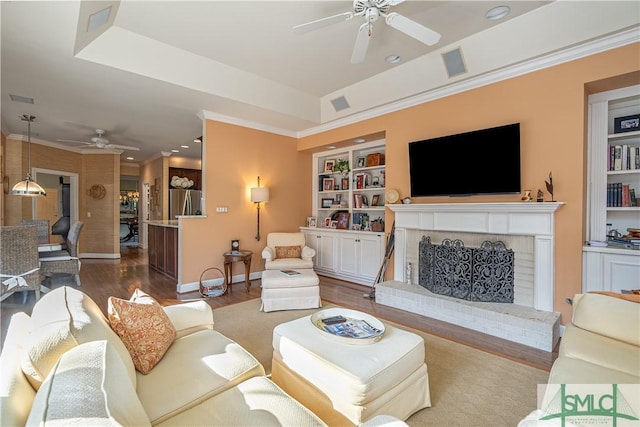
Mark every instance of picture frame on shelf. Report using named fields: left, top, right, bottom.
left=323, top=178, right=334, bottom=192
left=321, top=198, right=333, bottom=208
left=336, top=212, right=350, bottom=229
left=342, top=178, right=349, bottom=190
left=306, top=217, right=317, bottom=228
left=614, top=114, right=640, bottom=134
left=371, top=194, right=380, bottom=206
left=356, top=157, right=366, bottom=168
left=330, top=220, right=338, bottom=229
left=324, top=159, right=336, bottom=172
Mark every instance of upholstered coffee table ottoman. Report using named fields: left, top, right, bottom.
left=260, top=269, right=321, bottom=312
left=271, top=309, right=431, bottom=425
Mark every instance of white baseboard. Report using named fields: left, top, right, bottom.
left=177, top=271, right=263, bottom=293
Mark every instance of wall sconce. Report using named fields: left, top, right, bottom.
left=11, top=115, right=46, bottom=197
left=250, top=176, right=269, bottom=241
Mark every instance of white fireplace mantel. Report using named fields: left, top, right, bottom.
left=388, top=202, right=564, bottom=312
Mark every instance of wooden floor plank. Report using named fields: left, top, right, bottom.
left=0, top=246, right=557, bottom=370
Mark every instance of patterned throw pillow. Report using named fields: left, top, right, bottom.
left=275, top=245, right=302, bottom=259
left=108, top=289, right=176, bottom=374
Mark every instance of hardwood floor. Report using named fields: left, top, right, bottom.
left=0, top=246, right=557, bottom=370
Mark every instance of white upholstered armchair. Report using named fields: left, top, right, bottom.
left=262, top=232, right=315, bottom=270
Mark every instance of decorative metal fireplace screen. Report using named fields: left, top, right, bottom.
left=418, top=236, right=514, bottom=303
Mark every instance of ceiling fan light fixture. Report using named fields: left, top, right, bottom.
left=485, top=5, right=511, bottom=21
left=385, top=54, right=401, bottom=64
left=354, top=138, right=366, bottom=143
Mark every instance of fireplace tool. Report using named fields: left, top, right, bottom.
left=365, top=221, right=395, bottom=299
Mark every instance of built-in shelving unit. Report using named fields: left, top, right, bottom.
left=301, top=139, right=387, bottom=286
left=584, top=85, right=640, bottom=293
left=312, top=139, right=386, bottom=231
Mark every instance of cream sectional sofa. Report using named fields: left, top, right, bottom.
left=0, top=286, right=326, bottom=426
left=518, top=292, right=640, bottom=426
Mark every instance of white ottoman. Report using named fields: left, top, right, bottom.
left=271, top=313, right=431, bottom=425
left=260, top=269, right=321, bottom=312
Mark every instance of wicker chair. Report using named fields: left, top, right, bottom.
left=0, top=225, right=41, bottom=303
left=20, top=219, right=50, bottom=244
left=39, top=221, right=84, bottom=287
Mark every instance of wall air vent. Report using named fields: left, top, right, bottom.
left=88, top=6, right=112, bottom=32
left=442, top=47, right=467, bottom=78
left=10, top=94, right=34, bottom=104
left=330, top=96, right=350, bottom=112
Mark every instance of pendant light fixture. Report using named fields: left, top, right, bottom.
left=11, top=114, right=46, bottom=197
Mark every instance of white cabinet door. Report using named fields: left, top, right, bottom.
left=337, top=234, right=358, bottom=276
left=602, top=253, right=640, bottom=292
left=317, top=232, right=337, bottom=272
left=357, top=233, right=384, bottom=282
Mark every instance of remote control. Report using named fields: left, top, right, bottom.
left=322, top=315, right=347, bottom=325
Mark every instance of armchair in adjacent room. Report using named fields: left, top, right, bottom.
left=262, top=232, right=315, bottom=270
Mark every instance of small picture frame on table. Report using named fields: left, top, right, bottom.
left=324, top=217, right=331, bottom=228
left=324, top=159, right=336, bottom=172
left=321, top=198, right=333, bottom=208
left=330, top=220, right=338, bottom=229
left=306, top=217, right=317, bottom=228
left=323, top=178, right=334, bottom=192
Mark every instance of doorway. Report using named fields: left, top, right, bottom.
left=32, top=169, right=78, bottom=233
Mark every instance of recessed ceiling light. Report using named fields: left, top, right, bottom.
left=126, top=157, right=134, bottom=160
left=485, top=5, right=510, bottom=20
left=385, top=55, right=401, bottom=64
left=327, top=145, right=337, bottom=149
left=10, top=94, right=34, bottom=104
left=171, top=149, right=179, bottom=153
left=354, top=138, right=366, bottom=143
left=181, top=145, right=189, bottom=148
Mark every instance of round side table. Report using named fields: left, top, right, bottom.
left=223, top=250, right=253, bottom=292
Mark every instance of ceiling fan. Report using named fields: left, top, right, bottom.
left=293, top=0, right=441, bottom=64
left=57, top=129, right=140, bottom=151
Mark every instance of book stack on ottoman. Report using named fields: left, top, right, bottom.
left=260, top=269, right=321, bottom=312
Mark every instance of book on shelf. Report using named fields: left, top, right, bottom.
left=609, top=145, right=640, bottom=171
left=280, top=270, right=301, bottom=276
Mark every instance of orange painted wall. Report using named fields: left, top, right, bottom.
left=297, top=43, right=640, bottom=323
left=180, top=120, right=311, bottom=285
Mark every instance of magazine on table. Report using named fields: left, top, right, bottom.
left=280, top=270, right=301, bottom=276
left=321, top=317, right=383, bottom=339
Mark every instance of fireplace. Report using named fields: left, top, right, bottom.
left=376, top=202, right=564, bottom=351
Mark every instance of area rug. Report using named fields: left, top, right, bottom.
left=212, top=299, right=548, bottom=427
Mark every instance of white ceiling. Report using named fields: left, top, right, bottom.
left=1, top=1, right=639, bottom=163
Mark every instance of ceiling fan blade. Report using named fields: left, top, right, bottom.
left=351, top=23, right=371, bottom=64
left=108, top=144, right=140, bottom=151
left=385, top=12, right=441, bottom=46
left=293, top=11, right=353, bottom=34
left=56, top=138, right=91, bottom=145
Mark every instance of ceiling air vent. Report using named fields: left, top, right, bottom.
left=331, top=96, right=350, bottom=112
left=442, top=47, right=467, bottom=78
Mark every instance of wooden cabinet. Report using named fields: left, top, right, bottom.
left=584, top=85, right=640, bottom=291
left=148, top=223, right=178, bottom=280
left=302, top=228, right=384, bottom=286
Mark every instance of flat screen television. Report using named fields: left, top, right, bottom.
left=408, top=123, right=521, bottom=197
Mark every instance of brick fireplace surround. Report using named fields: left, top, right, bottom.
left=377, top=202, right=564, bottom=351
